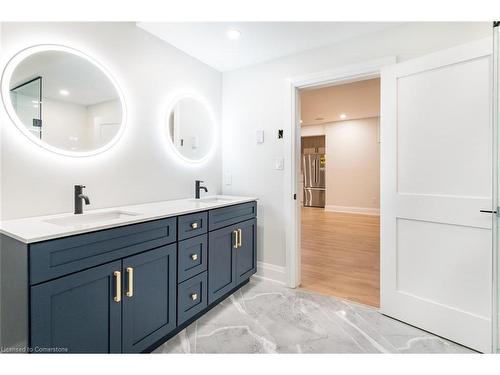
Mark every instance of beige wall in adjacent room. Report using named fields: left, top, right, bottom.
left=300, top=77, right=380, bottom=214
left=301, top=117, right=380, bottom=213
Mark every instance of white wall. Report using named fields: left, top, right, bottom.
left=0, top=22, right=222, bottom=219
left=87, top=99, right=122, bottom=148
left=301, top=124, right=325, bottom=137
left=222, top=22, right=491, bottom=268
left=42, top=97, right=89, bottom=151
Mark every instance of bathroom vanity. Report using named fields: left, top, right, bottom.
left=0, top=196, right=257, bottom=353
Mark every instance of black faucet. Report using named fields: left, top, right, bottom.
left=195, top=180, right=208, bottom=199
left=74, top=185, right=91, bottom=214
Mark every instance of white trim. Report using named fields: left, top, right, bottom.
left=284, top=56, right=396, bottom=288
left=254, top=261, right=286, bottom=285
left=324, top=205, right=380, bottom=216
left=493, top=25, right=500, bottom=354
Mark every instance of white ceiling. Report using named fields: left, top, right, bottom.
left=137, top=22, right=400, bottom=72
left=11, top=51, right=119, bottom=106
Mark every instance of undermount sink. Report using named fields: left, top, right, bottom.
left=44, top=210, right=140, bottom=227
left=190, top=196, right=235, bottom=204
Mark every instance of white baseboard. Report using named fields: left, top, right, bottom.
left=324, top=205, right=380, bottom=216
left=254, top=261, right=286, bottom=285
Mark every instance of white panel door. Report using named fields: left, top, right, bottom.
left=380, top=38, right=493, bottom=353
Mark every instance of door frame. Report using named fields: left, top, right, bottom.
left=283, top=56, right=396, bottom=288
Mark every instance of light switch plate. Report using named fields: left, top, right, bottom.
left=256, top=130, right=264, bottom=144
left=224, top=172, right=232, bottom=185
left=274, top=157, right=284, bottom=170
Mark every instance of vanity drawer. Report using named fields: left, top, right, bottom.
left=178, top=234, right=207, bottom=283
left=178, top=211, right=208, bottom=241
left=29, top=217, right=177, bottom=285
left=177, top=272, right=208, bottom=325
left=208, top=201, right=257, bottom=231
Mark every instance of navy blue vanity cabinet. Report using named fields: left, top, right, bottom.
left=235, top=218, right=257, bottom=284
left=178, top=234, right=208, bottom=283
left=177, top=271, right=208, bottom=325
left=207, top=224, right=239, bottom=304
left=30, top=260, right=122, bottom=353
left=122, top=244, right=177, bottom=353
left=10, top=201, right=258, bottom=353
left=207, top=203, right=257, bottom=305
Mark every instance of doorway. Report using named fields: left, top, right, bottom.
left=299, top=78, right=381, bottom=307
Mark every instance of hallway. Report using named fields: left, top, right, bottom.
left=301, top=207, right=380, bottom=307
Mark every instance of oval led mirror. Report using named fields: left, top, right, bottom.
left=1, top=45, right=126, bottom=156
left=167, top=96, right=216, bottom=163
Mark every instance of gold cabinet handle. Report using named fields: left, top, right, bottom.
left=191, top=293, right=198, bottom=301
left=233, top=230, right=239, bottom=248
left=191, top=222, right=198, bottom=229
left=238, top=228, right=242, bottom=248
left=191, top=253, right=198, bottom=261
left=126, top=267, right=134, bottom=297
left=113, top=271, right=121, bottom=303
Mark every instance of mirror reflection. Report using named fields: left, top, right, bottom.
left=168, top=97, right=215, bottom=161
left=8, top=49, right=124, bottom=153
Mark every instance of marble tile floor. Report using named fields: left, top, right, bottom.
left=153, top=277, right=475, bottom=354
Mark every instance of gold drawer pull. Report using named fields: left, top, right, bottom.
left=126, top=267, right=134, bottom=297
left=191, top=253, right=198, bottom=261
left=238, top=228, right=242, bottom=248
left=233, top=230, right=239, bottom=248
left=113, top=271, right=121, bottom=303
left=191, top=222, right=198, bottom=229
left=191, top=293, right=198, bottom=301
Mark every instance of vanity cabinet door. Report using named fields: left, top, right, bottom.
left=208, top=224, right=238, bottom=304
left=121, top=244, right=177, bottom=353
left=235, top=218, right=257, bottom=285
left=30, top=260, right=122, bottom=353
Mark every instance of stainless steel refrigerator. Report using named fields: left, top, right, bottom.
left=302, top=153, right=326, bottom=207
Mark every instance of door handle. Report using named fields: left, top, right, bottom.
left=233, top=230, right=239, bottom=248
left=480, top=210, right=498, bottom=214
left=126, top=267, right=134, bottom=297
left=237, top=228, right=242, bottom=248
left=113, top=271, right=121, bottom=303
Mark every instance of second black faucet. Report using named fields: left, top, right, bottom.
left=195, top=180, right=208, bottom=199
left=74, top=185, right=91, bottom=214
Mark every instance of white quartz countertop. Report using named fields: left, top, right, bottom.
left=0, top=195, right=258, bottom=244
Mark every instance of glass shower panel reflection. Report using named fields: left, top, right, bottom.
left=9, top=77, right=42, bottom=139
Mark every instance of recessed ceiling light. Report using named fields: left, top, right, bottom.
left=59, top=89, right=70, bottom=96
left=226, top=29, right=241, bottom=40
left=340, top=113, right=347, bottom=120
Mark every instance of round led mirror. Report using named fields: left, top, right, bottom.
left=1, top=45, right=126, bottom=156
left=167, top=96, right=216, bottom=163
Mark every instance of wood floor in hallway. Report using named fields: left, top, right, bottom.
left=300, top=207, right=380, bottom=307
